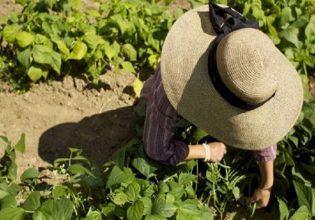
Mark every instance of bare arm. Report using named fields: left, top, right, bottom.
left=249, top=159, right=274, bottom=208
left=184, top=142, right=227, bottom=162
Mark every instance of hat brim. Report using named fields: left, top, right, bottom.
left=160, top=5, right=303, bottom=150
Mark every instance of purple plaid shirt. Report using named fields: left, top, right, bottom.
left=141, top=65, right=277, bottom=166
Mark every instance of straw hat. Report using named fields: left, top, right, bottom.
left=160, top=5, right=303, bottom=150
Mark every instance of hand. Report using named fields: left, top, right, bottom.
left=208, top=142, right=227, bottom=162
left=248, top=187, right=271, bottom=208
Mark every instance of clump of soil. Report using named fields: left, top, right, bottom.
left=0, top=71, right=137, bottom=177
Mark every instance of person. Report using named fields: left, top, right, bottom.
left=140, top=4, right=303, bottom=209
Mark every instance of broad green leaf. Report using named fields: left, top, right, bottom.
left=293, top=181, right=315, bottom=216
left=15, top=133, right=25, bottom=153
left=104, top=41, right=120, bottom=60
left=83, top=33, right=105, bottom=49
left=0, top=207, right=24, bottom=220
left=305, top=15, right=315, bottom=41
left=140, top=197, right=152, bottom=215
left=55, top=40, right=70, bottom=55
left=289, top=205, right=310, bottom=220
left=145, top=215, right=166, bottom=220
left=200, top=206, right=213, bottom=220
left=52, top=185, right=69, bottom=200
left=127, top=200, right=144, bottom=220
left=132, top=78, right=143, bottom=97
left=68, top=41, right=87, bottom=60
left=125, top=182, right=141, bottom=202
left=279, top=27, right=300, bottom=48
left=68, top=164, right=93, bottom=176
left=17, top=48, right=31, bottom=68
left=178, top=173, right=196, bottom=185
left=32, top=45, right=61, bottom=74
left=52, top=198, right=74, bottom=220
left=106, top=166, right=134, bottom=188
left=112, top=191, right=128, bottom=206
left=281, top=7, right=294, bottom=29
left=16, top=32, right=34, bottom=48
left=101, top=203, right=115, bottom=217
left=152, top=197, right=177, bottom=218
left=33, top=199, right=53, bottom=220
left=132, top=157, right=157, bottom=178
left=0, top=190, right=9, bottom=199
left=2, top=25, right=20, bottom=43
left=27, top=66, right=46, bottom=82
left=123, top=44, right=137, bottom=61
left=277, top=197, right=289, bottom=220
left=84, top=210, right=102, bottom=220
left=122, top=61, right=136, bottom=73
left=22, top=191, right=41, bottom=211
left=1, top=195, right=17, bottom=209
left=20, top=167, right=39, bottom=182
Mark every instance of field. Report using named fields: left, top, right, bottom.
left=0, top=0, right=315, bottom=219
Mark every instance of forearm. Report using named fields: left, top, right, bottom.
left=184, top=144, right=206, bottom=160
left=258, top=159, right=274, bottom=189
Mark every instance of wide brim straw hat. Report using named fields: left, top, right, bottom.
left=160, top=5, right=303, bottom=150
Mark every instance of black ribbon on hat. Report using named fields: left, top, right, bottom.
left=207, top=3, right=273, bottom=110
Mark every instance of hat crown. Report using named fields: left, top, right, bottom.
left=216, top=28, right=278, bottom=104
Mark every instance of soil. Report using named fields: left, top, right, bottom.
left=0, top=71, right=137, bottom=176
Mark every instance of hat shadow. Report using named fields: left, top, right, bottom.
left=38, top=106, right=136, bottom=165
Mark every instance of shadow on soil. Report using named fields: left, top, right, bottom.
left=38, top=106, right=136, bottom=165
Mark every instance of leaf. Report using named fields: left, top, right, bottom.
left=132, top=78, right=143, bottom=98
left=68, top=41, right=88, bottom=60
left=1, top=195, right=17, bottom=209
left=52, top=198, right=74, bottom=220
left=22, top=191, right=41, bottom=211
left=15, top=133, right=25, bottom=153
left=17, top=48, right=31, bottom=68
left=127, top=200, right=144, bottom=220
left=277, top=197, right=289, bottom=220
left=125, top=182, right=141, bottom=202
left=84, top=210, right=102, bottom=220
left=279, top=27, right=300, bottom=48
left=289, top=205, right=310, bottom=220
left=83, top=33, right=105, bottom=50
left=140, top=197, right=152, bottom=215
left=122, top=61, right=136, bottom=73
left=123, top=44, right=137, bottom=61
left=112, top=191, right=128, bottom=206
left=55, top=40, right=70, bottom=55
left=280, top=7, right=294, bottom=29
left=104, top=41, right=120, bottom=60
left=0, top=207, right=24, bottom=220
left=152, top=197, right=177, bottom=218
left=33, top=199, right=53, bottom=220
left=0, top=190, right=9, bottom=200
left=32, top=45, right=61, bottom=74
left=20, top=167, right=39, bottom=182
left=106, top=166, right=135, bottom=188
left=2, top=25, right=20, bottom=43
left=178, top=173, right=196, bottom=185
left=305, top=15, right=315, bottom=41
left=145, top=215, right=166, bottom=220
left=27, top=66, right=45, bottom=82
left=132, top=157, right=157, bottom=178
left=16, top=32, right=34, bottom=48
left=68, top=164, right=93, bottom=176
left=293, top=180, right=315, bottom=216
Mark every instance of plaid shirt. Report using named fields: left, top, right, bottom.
left=141, top=66, right=277, bottom=166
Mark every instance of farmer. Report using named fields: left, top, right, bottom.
left=140, top=4, right=303, bottom=208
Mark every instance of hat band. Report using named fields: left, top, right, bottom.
left=207, top=4, right=275, bottom=110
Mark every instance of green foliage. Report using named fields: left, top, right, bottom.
left=0, top=0, right=183, bottom=89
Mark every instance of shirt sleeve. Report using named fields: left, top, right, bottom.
left=142, top=67, right=189, bottom=166
left=251, top=144, right=277, bottom=162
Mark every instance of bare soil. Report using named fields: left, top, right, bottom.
left=0, top=71, right=137, bottom=177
